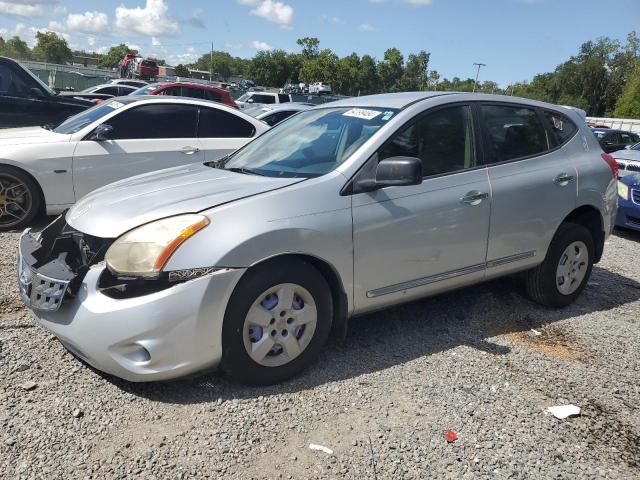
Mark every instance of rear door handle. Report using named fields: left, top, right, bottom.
left=461, top=191, right=489, bottom=206
left=554, top=173, right=574, bottom=186
left=180, top=146, right=200, bottom=155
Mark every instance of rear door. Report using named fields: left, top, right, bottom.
left=352, top=104, right=492, bottom=312
left=479, top=103, right=577, bottom=278
left=197, top=106, right=258, bottom=162
left=72, top=103, right=203, bottom=199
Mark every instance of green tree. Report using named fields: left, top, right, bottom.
left=0, top=36, right=32, bottom=60
left=174, top=64, right=189, bottom=77
left=299, top=49, right=338, bottom=84
left=296, top=37, right=320, bottom=60
left=32, top=31, right=72, bottom=64
left=248, top=49, right=295, bottom=87
left=358, top=54, right=378, bottom=95
left=377, top=48, right=404, bottom=91
left=334, top=53, right=361, bottom=96
left=613, top=60, right=640, bottom=118
left=99, top=44, right=138, bottom=68
left=400, top=51, right=430, bottom=91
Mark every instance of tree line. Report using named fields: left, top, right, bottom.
left=1, top=31, right=638, bottom=117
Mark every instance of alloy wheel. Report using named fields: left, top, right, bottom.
left=0, top=173, right=32, bottom=228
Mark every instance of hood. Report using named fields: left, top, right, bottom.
left=0, top=126, right=70, bottom=145
left=620, top=172, right=640, bottom=187
left=613, top=150, right=640, bottom=162
left=66, top=163, right=303, bottom=238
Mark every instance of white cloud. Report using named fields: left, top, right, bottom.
left=151, top=36, right=161, bottom=46
left=321, top=14, right=345, bottom=25
left=0, top=1, right=45, bottom=17
left=359, top=23, right=375, bottom=32
left=65, top=11, right=109, bottom=34
left=250, top=40, right=273, bottom=51
left=115, top=0, right=179, bottom=37
left=244, top=0, right=293, bottom=28
left=0, top=27, right=7, bottom=36
left=87, top=35, right=96, bottom=46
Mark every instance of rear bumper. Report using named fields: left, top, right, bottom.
left=29, top=265, right=245, bottom=381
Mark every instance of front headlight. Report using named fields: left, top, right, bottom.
left=618, top=180, right=629, bottom=201
left=105, top=214, right=209, bottom=278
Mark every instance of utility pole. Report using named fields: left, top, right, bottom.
left=210, top=42, right=213, bottom=81
left=473, top=62, right=486, bottom=92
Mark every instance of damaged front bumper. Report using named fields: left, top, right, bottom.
left=17, top=215, right=246, bottom=381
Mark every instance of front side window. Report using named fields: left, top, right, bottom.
left=223, top=107, right=397, bottom=178
left=278, top=94, right=291, bottom=103
left=543, top=110, right=578, bottom=145
left=198, top=107, right=255, bottom=138
left=480, top=105, right=548, bottom=162
left=95, top=86, right=120, bottom=96
left=54, top=99, right=126, bottom=134
left=204, top=90, right=222, bottom=102
left=620, top=132, right=639, bottom=144
left=379, top=105, right=474, bottom=177
left=252, top=94, right=276, bottom=104
left=0, top=62, right=36, bottom=96
left=105, top=104, right=198, bottom=139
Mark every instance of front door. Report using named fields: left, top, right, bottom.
left=72, top=103, right=204, bottom=200
left=352, top=104, right=492, bottom=313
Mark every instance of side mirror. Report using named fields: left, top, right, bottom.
left=247, top=98, right=254, bottom=103
left=375, top=156, right=423, bottom=188
left=93, top=124, right=113, bottom=141
left=29, top=87, right=44, bottom=98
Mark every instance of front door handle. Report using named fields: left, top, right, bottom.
left=554, top=173, right=574, bottom=186
left=461, top=191, right=489, bottom=206
left=180, top=146, right=200, bottom=155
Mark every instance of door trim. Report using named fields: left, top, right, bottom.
left=366, top=250, right=536, bottom=298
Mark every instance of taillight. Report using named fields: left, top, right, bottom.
left=601, top=153, right=618, bottom=178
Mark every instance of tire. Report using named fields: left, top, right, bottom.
left=0, top=165, right=41, bottom=230
left=221, top=258, right=333, bottom=385
left=524, top=222, right=594, bottom=307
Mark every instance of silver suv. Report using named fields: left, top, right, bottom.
left=18, top=93, right=618, bottom=385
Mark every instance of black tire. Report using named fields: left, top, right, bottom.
left=221, top=258, right=333, bottom=385
left=0, top=165, right=41, bottom=230
left=524, top=222, right=594, bottom=307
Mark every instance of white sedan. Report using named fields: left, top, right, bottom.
left=0, top=96, right=269, bottom=229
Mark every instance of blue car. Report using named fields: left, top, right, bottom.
left=616, top=173, right=640, bottom=231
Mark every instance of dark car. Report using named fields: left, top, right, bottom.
left=130, top=82, right=238, bottom=109
left=615, top=173, right=640, bottom=231
left=592, top=128, right=640, bottom=153
left=0, top=57, right=93, bottom=128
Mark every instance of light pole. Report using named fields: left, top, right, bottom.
left=473, top=62, right=486, bottom=92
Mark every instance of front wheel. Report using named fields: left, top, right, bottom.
left=0, top=166, right=41, bottom=230
left=221, top=258, right=333, bottom=385
left=524, top=223, right=594, bottom=307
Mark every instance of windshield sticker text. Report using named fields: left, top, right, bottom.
left=343, top=108, right=382, bottom=120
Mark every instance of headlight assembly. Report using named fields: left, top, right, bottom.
left=617, top=180, right=629, bottom=201
left=105, top=214, right=209, bottom=278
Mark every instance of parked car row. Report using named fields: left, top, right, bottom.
left=235, top=91, right=292, bottom=110
left=10, top=91, right=619, bottom=387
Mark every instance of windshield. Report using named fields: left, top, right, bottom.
left=236, top=93, right=252, bottom=102
left=53, top=99, right=126, bottom=134
left=632, top=142, right=640, bottom=151
left=223, top=107, right=397, bottom=178
left=130, top=83, right=161, bottom=95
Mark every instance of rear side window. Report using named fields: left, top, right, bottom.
left=379, top=105, right=474, bottom=177
left=185, top=87, right=206, bottom=99
left=204, top=90, right=222, bottom=102
left=106, top=104, right=198, bottom=139
left=278, top=94, right=291, bottom=103
left=159, top=86, right=182, bottom=96
left=96, top=86, right=120, bottom=96
left=480, top=105, right=548, bottom=162
left=252, top=94, right=276, bottom=104
left=620, top=132, right=639, bottom=144
left=198, top=107, right=255, bottom=138
left=263, top=110, right=295, bottom=126
left=543, top=111, right=578, bottom=146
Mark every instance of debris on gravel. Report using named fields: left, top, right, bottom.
left=1, top=225, right=639, bottom=479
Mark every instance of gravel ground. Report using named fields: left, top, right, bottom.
left=1, top=223, right=639, bottom=479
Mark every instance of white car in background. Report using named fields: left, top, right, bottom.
left=108, top=78, right=149, bottom=88
left=244, top=103, right=314, bottom=126
left=309, top=82, right=332, bottom=95
left=612, top=142, right=640, bottom=176
left=235, top=91, right=292, bottom=110
left=0, top=96, right=268, bottom=229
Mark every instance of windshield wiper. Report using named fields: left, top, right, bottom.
left=41, top=123, right=54, bottom=131
left=226, top=167, right=266, bottom=176
left=204, top=155, right=230, bottom=169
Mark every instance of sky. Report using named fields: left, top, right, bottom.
left=0, top=0, right=639, bottom=86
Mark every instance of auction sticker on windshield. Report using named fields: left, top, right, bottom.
left=343, top=108, right=382, bottom=120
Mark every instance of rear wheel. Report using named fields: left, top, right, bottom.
left=221, top=258, right=332, bottom=385
left=0, top=166, right=41, bottom=230
left=524, top=223, right=594, bottom=307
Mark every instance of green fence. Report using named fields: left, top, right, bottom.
left=21, top=60, right=116, bottom=92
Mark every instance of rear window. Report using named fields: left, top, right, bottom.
left=480, top=105, right=549, bottom=163
left=543, top=111, right=578, bottom=146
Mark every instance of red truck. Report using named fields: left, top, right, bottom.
left=117, top=54, right=159, bottom=81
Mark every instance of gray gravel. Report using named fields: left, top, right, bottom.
left=1, top=223, right=639, bottom=479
